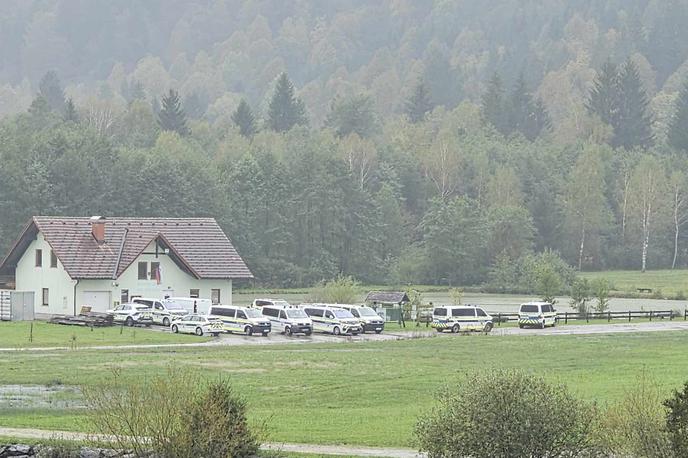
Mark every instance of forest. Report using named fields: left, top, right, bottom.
left=2, top=0, right=688, bottom=288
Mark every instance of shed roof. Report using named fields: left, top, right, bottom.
left=0, top=217, right=253, bottom=280
left=365, top=291, right=410, bottom=304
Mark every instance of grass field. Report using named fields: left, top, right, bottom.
left=1, top=331, right=688, bottom=447
left=0, top=322, right=211, bottom=348
left=580, top=269, right=688, bottom=297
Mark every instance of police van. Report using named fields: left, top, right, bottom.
left=431, top=305, right=493, bottom=333
left=132, top=297, right=188, bottom=326
left=518, top=302, right=557, bottom=329
left=334, top=305, right=385, bottom=334
left=207, top=305, right=271, bottom=336
left=261, top=305, right=313, bottom=336
left=301, top=304, right=362, bottom=336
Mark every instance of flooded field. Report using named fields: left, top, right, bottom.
left=0, top=384, right=83, bottom=410
left=234, top=291, right=688, bottom=314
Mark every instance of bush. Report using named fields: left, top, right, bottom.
left=570, top=277, right=591, bottom=313
left=664, top=381, right=688, bottom=456
left=307, top=275, right=358, bottom=303
left=598, top=374, right=673, bottom=458
left=83, top=369, right=260, bottom=458
left=592, top=278, right=611, bottom=313
left=415, top=370, right=598, bottom=458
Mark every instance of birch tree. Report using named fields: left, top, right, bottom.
left=669, top=171, right=688, bottom=269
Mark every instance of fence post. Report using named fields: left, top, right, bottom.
left=607, top=311, right=611, bottom=322
left=649, top=310, right=653, bottom=321
left=685, top=309, right=687, bottom=321
left=628, top=311, right=631, bottom=322
left=497, top=313, right=501, bottom=326
left=564, top=311, right=568, bottom=324
left=586, top=312, right=589, bottom=323
left=671, top=310, right=674, bottom=321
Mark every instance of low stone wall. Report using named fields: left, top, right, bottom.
left=0, top=444, right=133, bottom=458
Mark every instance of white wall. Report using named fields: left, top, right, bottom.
left=15, top=232, right=76, bottom=315
left=15, top=236, right=234, bottom=315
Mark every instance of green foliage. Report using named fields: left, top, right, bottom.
left=232, top=99, right=257, bottom=138
left=267, top=73, right=307, bottom=132
left=592, top=278, right=611, bottom=313
left=158, top=89, right=190, bottom=136
left=668, top=78, right=688, bottom=152
left=38, top=71, right=66, bottom=114
left=307, top=275, right=358, bottom=304
left=415, top=370, right=598, bottom=458
left=664, top=381, right=688, bottom=456
left=62, top=98, right=78, bottom=123
left=570, top=277, right=591, bottom=314
left=486, top=250, right=575, bottom=297
left=83, top=369, right=260, bottom=458
left=325, top=93, right=378, bottom=138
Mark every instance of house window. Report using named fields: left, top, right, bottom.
left=211, top=289, right=220, bottom=305
left=121, top=289, right=129, bottom=304
left=138, top=262, right=148, bottom=280
left=50, top=250, right=58, bottom=268
left=190, top=289, right=200, bottom=298
left=35, top=249, right=43, bottom=267
left=42, top=288, right=49, bottom=306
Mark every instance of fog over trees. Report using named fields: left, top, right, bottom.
left=2, top=0, right=688, bottom=287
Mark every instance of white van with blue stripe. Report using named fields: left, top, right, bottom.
left=301, top=304, right=362, bottom=336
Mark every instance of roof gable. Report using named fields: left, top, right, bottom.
left=0, top=217, right=253, bottom=280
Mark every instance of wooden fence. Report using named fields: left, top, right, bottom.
left=490, top=309, right=680, bottom=326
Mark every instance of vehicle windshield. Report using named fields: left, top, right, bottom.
left=333, top=309, right=355, bottom=319
left=358, top=307, right=379, bottom=317
left=245, top=308, right=262, bottom=318
left=521, top=305, right=539, bottom=313
left=165, top=302, right=186, bottom=310
left=286, top=309, right=308, bottom=319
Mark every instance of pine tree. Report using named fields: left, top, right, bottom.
left=481, top=73, right=508, bottom=135
left=38, top=71, right=66, bottom=113
left=157, top=89, right=190, bottom=136
left=267, top=73, right=308, bottom=132
left=586, top=60, right=620, bottom=129
left=63, top=98, right=79, bottom=123
left=615, top=59, right=653, bottom=149
left=668, top=78, right=688, bottom=152
left=232, top=99, right=257, bottom=138
left=405, top=79, right=434, bottom=123
left=529, top=98, right=552, bottom=139
left=509, top=74, right=532, bottom=137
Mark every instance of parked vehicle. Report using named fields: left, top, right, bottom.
left=334, top=305, right=385, bottom=334
left=170, top=314, right=223, bottom=336
left=301, top=304, right=362, bottom=335
left=165, top=297, right=212, bottom=315
left=132, top=297, right=188, bottom=326
left=208, top=305, right=271, bottom=336
left=518, top=302, right=557, bottom=329
left=252, top=298, right=292, bottom=308
left=431, top=305, right=493, bottom=333
left=107, top=303, right=153, bottom=327
left=261, top=305, right=312, bottom=336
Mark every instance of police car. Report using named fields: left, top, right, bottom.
left=106, top=303, right=153, bottom=327
left=431, top=305, right=493, bottom=333
left=170, top=314, right=223, bottom=336
left=301, top=304, right=362, bottom=336
left=208, top=305, right=271, bottom=336
left=518, top=302, right=557, bottom=329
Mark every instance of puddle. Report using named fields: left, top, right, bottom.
left=0, top=384, right=85, bottom=409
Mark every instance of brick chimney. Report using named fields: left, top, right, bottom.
left=90, top=216, right=106, bottom=244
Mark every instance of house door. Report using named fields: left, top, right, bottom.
left=81, top=291, right=112, bottom=313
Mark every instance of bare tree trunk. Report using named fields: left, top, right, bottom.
left=578, top=227, right=585, bottom=271
left=673, top=187, right=680, bottom=269
left=621, top=172, right=630, bottom=244
left=641, top=201, right=651, bottom=273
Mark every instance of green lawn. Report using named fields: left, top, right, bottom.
left=578, top=270, right=688, bottom=297
left=1, top=331, right=688, bottom=447
left=0, top=322, right=211, bottom=348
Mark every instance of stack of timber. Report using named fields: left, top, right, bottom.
left=48, top=306, right=114, bottom=327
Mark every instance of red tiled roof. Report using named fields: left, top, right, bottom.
left=0, top=217, right=253, bottom=280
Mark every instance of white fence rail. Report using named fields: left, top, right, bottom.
left=0, top=290, right=10, bottom=321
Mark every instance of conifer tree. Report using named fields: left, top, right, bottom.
left=63, top=98, right=79, bottom=123
left=38, top=71, right=66, bottom=113
left=232, top=99, right=257, bottom=138
left=615, top=59, right=653, bottom=149
left=267, top=73, right=308, bottom=132
left=157, top=89, right=190, bottom=136
left=509, top=74, right=533, bottom=137
left=586, top=60, right=620, bottom=129
left=481, top=72, right=508, bottom=135
left=668, top=78, right=688, bottom=152
left=405, top=79, right=434, bottom=123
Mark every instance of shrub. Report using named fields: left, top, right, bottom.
left=83, top=369, right=260, bottom=458
left=415, top=370, right=598, bottom=458
left=664, top=381, right=688, bottom=456
left=598, top=374, right=673, bottom=458
left=592, top=278, right=611, bottom=313
left=570, top=277, right=591, bottom=314
left=307, top=275, right=358, bottom=303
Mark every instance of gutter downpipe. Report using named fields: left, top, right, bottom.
left=73, top=279, right=79, bottom=316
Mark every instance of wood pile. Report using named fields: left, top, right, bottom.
left=48, top=306, right=114, bottom=327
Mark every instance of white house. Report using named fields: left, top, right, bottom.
left=0, top=216, right=253, bottom=316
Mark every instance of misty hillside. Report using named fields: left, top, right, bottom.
left=1, top=0, right=688, bottom=130
left=3, top=0, right=688, bottom=290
